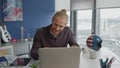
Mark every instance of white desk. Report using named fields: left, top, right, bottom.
left=1, top=47, right=120, bottom=68
left=80, top=47, right=120, bottom=68
left=28, top=47, right=120, bottom=68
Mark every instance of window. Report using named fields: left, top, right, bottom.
left=76, top=10, right=92, bottom=46
left=66, top=11, right=70, bottom=26
left=67, top=9, right=120, bottom=58
left=100, top=8, right=120, bottom=57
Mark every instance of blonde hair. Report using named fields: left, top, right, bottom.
left=52, top=9, right=68, bottom=21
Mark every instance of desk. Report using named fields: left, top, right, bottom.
left=80, top=47, right=120, bottom=68
left=28, top=47, right=120, bottom=68
left=1, top=47, right=120, bottom=68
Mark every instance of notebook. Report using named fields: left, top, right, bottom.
left=38, top=47, right=81, bottom=68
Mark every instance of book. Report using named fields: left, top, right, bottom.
left=10, top=58, right=31, bottom=66
left=0, top=56, right=9, bottom=67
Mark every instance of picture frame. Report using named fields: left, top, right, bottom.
left=3, top=0, right=23, bottom=21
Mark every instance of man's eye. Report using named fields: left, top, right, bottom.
left=56, top=24, right=59, bottom=27
left=54, top=24, right=58, bottom=26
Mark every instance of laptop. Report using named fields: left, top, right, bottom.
left=38, top=47, right=81, bottom=68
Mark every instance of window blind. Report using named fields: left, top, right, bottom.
left=96, top=0, right=120, bottom=9
left=55, top=0, right=70, bottom=11
left=71, top=0, right=94, bottom=10
left=55, top=0, right=120, bottom=11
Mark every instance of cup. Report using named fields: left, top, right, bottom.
left=100, top=65, right=111, bottom=68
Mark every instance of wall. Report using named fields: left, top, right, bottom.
left=0, top=0, right=55, bottom=40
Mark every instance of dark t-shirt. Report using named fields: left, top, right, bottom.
left=30, top=25, right=79, bottom=60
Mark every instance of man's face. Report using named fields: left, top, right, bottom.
left=51, top=17, right=67, bottom=36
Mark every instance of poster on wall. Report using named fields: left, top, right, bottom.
left=3, top=0, right=23, bottom=21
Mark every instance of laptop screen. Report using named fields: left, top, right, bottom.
left=38, top=47, right=81, bottom=68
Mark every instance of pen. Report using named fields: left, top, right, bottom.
left=103, top=58, right=109, bottom=68
left=105, top=57, right=109, bottom=65
left=99, top=59, right=103, bottom=65
left=100, top=57, right=116, bottom=68
left=108, top=57, right=115, bottom=65
left=99, top=58, right=104, bottom=68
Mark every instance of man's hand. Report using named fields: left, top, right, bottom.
left=71, top=45, right=79, bottom=48
left=86, top=36, right=94, bottom=48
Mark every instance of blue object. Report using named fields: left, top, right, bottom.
left=87, top=35, right=102, bottom=51
left=0, top=56, right=7, bottom=62
left=92, top=35, right=102, bottom=51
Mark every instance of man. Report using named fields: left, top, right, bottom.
left=30, top=9, right=79, bottom=60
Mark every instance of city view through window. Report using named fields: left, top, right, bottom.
left=76, top=8, right=120, bottom=57
left=100, top=8, right=120, bottom=57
